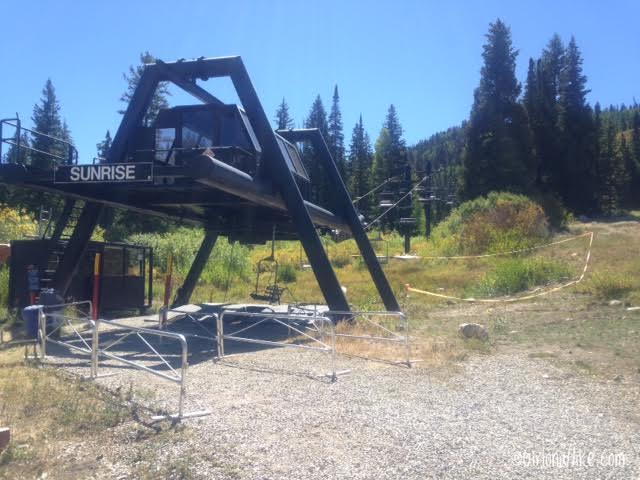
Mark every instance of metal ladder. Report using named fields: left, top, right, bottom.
left=39, top=199, right=82, bottom=291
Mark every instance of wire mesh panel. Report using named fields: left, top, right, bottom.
left=217, top=310, right=338, bottom=381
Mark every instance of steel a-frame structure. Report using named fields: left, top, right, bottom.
left=0, top=56, right=400, bottom=312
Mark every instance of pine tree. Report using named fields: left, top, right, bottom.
left=619, top=134, right=633, bottom=207
left=383, top=104, right=407, bottom=173
left=632, top=111, right=640, bottom=162
left=557, top=37, right=596, bottom=212
left=119, top=52, right=170, bottom=127
left=348, top=115, right=373, bottom=215
left=541, top=34, right=564, bottom=99
left=2, top=131, right=30, bottom=165
left=302, top=95, right=330, bottom=206
left=598, top=118, right=619, bottom=214
left=371, top=128, right=393, bottom=189
left=524, top=46, right=563, bottom=192
left=0, top=131, right=30, bottom=206
left=462, top=19, right=534, bottom=199
left=274, top=98, right=294, bottom=130
left=96, top=130, right=112, bottom=162
left=31, top=79, right=67, bottom=170
left=327, top=86, right=346, bottom=180
left=630, top=111, right=640, bottom=205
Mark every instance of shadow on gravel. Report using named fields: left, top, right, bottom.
left=44, top=305, right=319, bottom=376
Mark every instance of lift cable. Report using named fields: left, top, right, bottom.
left=365, top=176, right=428, bottom=231
left=352, top=175, right=401, bottom=205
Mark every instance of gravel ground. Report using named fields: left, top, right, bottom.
left=45, top=317, right=639, bottom=480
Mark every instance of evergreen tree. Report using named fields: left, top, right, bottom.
left=632, top=111, right=640, bottom=162
left=370, top=127, right=394, bottom=229
left=274, top=97, right=294, bottom=130
left=302, top=95, right=330, bottom=206
left=524, top=43, right=563, bottom=192
left=327, top=86, right=346, bottom=179
left=96, top=130, right=112, bottom=162
left=371, top=128, right=393, bottom=188
left=371, top=105, right=408, bottom=190
left=31, top=79, right=67, bottom=170
left=630, top=111, right=640, bottom=205
left=597, top=118, right=627, bottom=214
left=383, top=104, right=407, bottom=173
left=348, top=115, right=373, bottom=215
left=619, top=134, right=633, bottom=207
left=461, top=19, right=534, bottom=199
left=119, top=52, right=170, bottom=127
left=2, top=131, right=30, bottom=165
left=541, top=34, right=564, bottom=99
left=557, top=37, right=596, bottom=212
left=0, top=131, right=30, bottom=207
left=594, top=102, right=603, bottom=180
left=304, top=95, right=329, bottom=136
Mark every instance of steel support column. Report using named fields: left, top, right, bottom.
left=50, top=198, right=76, bottom=243
left=172, top=230, right=218, bottom=307
left=52, top=202, right=103, bottom=296
left=279, top=129, right=401, bottom=312
left=225, top=59, right=350, bottom=311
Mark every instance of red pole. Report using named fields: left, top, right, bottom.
left=92, top=253, right=101, bottom=320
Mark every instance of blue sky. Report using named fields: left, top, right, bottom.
left=1, top=0, right=638, bottom=162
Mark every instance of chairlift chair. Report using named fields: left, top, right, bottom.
left=399, top=217, right=417, bottom=227
left=378, top=191, right=394, bottom=208
left=250, top=227, right=285, bottom=304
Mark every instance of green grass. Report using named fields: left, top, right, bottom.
left=581, top=271, right=633, bottom=300
left=470, top=257, right=571, bottom=297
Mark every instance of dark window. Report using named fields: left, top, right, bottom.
left=182, top=110, right=214, bottom=149
left=103, top=247, right=124, bottom=276
left=155, top=128, right=176, bottom=163
left=125, top=248, right=143, bottom=277
left=276, top=135, right=309, bottom=180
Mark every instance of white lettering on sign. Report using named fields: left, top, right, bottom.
left=60, top=164, right=148, bottom=183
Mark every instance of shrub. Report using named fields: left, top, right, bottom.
left=278, top=263, right=297, bottom=283
left=472, top=257, right=571, bottom=297
left=429, top=192, right=549, bottom=255
left=0, top=266, right=8, bottom=322
left=582, top=272, right=633, bottom=300
left=532, top=192, right=572, bottom=230
left=0, top=207, right=36, bottom=243
left=127, top=228, right=251, bottom=288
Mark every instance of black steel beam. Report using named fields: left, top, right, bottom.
left=108, top=68, right=160, bottom=164
left=223, top=58, right=350, bottom=311
left=52, top=202, right=103, bottom=296
left=155, top=60, right=225, bottom=106
left=187, top=154, right=350, bottom=232
left=172, top=230, right=218, bottom=307
left=279, top=129, right=401, bottom=312
left=50, top=198, right=76, bottom=242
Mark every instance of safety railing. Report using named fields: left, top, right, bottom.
left=158, top=306, right=218, bottom=342
left=38, top=301, right=95, bottom=361
left=326, top=311, right=413, bottom=367
left=216, top=310, right=338, bottom=381
left=1, top=117, right=79, bottom=166
left=35, top=301, right=207, bottom=421
left=93, top=318, right=208, bottom=421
